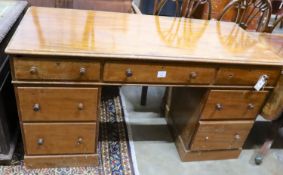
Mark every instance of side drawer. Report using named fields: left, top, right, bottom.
left=201, top=90, right=269, bottom=120
left=23, top=123, right=97, bottom=155
left=13, top=58, right=101, bottom=81
left=215, top=67, right=280, bottom=86
left=17, top=87, right=99, bottom=122
left=190, top=121, right=253, bottom=151
left=103, top=62, right=216, bottom=84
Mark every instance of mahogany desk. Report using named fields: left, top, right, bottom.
left=5, top=7, right=283, bottom=168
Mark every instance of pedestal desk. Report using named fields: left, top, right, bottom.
left=5, top=7, right=283, bottom=168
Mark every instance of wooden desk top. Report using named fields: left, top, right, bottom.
left=5, top=7, right=283, bottom=66
left=249, top=32, right=283, bottom=58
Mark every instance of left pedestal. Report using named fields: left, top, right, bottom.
left=10, top=57, right=102, bottom=168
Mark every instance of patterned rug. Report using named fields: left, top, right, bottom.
left=0, top=87, right=135, bottom=175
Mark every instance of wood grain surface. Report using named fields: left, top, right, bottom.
left=17, top=87, right=99, bottom=121
left=13, top=58, right=101, bottom=81
left=249, top=33, right=283, bottom=58
left=23, top=123, right=97, bottom=155
left=201, top=90, right=269, bottom=120
left=5, top=7, right=283, bottom=66
left=190, top=120, right=253, bottom=151
left=169, top=87, right=208, bottom=149
left=103, top=62, right=216, bottom=84
left=215, top=66, right=281, bottom=86
left=175, top=136, right=241, bottom=161
left=24, top=154, right=99, bottom=168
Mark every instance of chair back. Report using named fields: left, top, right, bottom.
left=153, top=0, right=211, bottom=18
left=181, top=0, right=212, bottom=19
left=153, top=0, right=180, bottom=16
left=265, top=15, right=283, bottom=32
left=217, top=0, right=272, bottom=32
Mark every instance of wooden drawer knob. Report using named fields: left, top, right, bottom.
left=190, top=72, right=198, bottom=79
left=80, top=67, right=86, bottom=75
left=37, top=138, right=44, bottom=145
left=228, top=73, right=234, bottom=79
left=30, top=66, right=37, bottom=74
left=78, top=103, right=84, bottom=110
left=247, top=103, right=255, bottom=110
left=234, top=134, right=241, bottom=140
left=215, top=103, right=223, bottom=111
left=33, top=103, right=40, bottom=112
left=77, top=137, right=83, bottom=144
left=125, top=68, right=133, bottom=77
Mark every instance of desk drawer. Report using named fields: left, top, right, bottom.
left=190, top=121, right=253, bottom=151
left=23, top=123, right=97, bottom=155
left=215, top=67, right=280, bottom=86
left=103, top=62, right=216, bottom=84
left=17, top=87, right=99, bottom=122
left=13, top=58, right=101, bottom=81
left=201, top=90, right=268, bottom=120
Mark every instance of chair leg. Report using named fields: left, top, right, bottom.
left=255, top=140, right=273, bottom=165
left=254, top=116, right=283, bottom=165
left=140, top=86, right=148, bottom=106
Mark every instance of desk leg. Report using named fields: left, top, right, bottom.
left=141, top=86, right=148, bottom=106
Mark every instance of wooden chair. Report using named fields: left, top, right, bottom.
left=264, top=14, right=283, bottom=32
left=131, top=1, right=142, bottom=14
left=181, top=0, right=212, bottom=19
left=217, top=0, right=272, bottom=32
left=153, top=0, right=180, bottom=16
left=153, top=0, right=212, bottom=18
left=271, top=0, right=283, bottom=28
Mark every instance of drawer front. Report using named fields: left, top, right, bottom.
left=201, top=90, right=269, bottom=120
left=190, top=121, right=253, bottom=151
left=23, top=123, right=96, bottom=155
left=13, top=58, right=101, bottom=81
left=215, top=67, right=280, bottom=86
left=103, top=62, right=216, bottom=84
left=17, top=87, right=99, bottom=121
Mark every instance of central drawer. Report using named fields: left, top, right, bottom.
left=13, top=58, right=101, bottom=81
left=201, top=90, right=269, bottom=120
left=17, top=87, right=99, bottom=122
left=190, top=121, right=253, bottom=151
left=103, top=62, right=216, bottom=84
left=23, top=123, right=97, bottom=155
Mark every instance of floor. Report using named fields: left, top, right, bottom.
left=271, top=16, right=283, bottom=34
left=120, top=86, right=283, bottom=175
